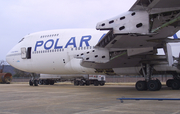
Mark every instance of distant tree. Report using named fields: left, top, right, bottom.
left=13, top=68, right=30, bottom=77
left=0, top=60, right=5, bottom=73
left=13, top=68, right=39, bottom=78
left=0, top=60, right=8, bottom=65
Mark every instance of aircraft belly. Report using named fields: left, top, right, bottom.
left=154, top=65, right=180, bottom=73
left=113, top=67, right=141, bottom=75
left=30, top=53, right=65, bottom=74
left=30, top=52, right=95, bottom=74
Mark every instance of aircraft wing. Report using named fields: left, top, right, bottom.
left=79, top=0, right=180, bottom=74
left=96, top=0, right=180, bottom=49
left=129, top=0, right=180, bottom=12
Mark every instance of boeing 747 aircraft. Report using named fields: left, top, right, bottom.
left=6, top=0, right=180, bottom=91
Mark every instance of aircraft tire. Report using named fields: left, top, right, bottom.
left=49, top=80, right=54, bottom=85
left=166, top=79, right=173, bottom=87
left=156, top=79, right=162, bottom=90
left=43, top=80, right=49, bottom=85
left=86, top=80, right=90, bottom=86
left=29, top=80, right=33, bottom=86
left=43, top=80, right=46, bottom=85
left=34, top=80, right=38, bottom=86
left=147, top=80, right=158, bottom=91
left=74, top=80, right=79, bottom=86
left=79, top=80, right=85, bottom=86
left=171, top=80, right=180, bottom=90
left=135, top=81, right=147, bottom=91
left=39, top=79, right=43, bottom=85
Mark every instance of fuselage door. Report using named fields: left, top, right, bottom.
left=26, top=47, right=32, bottom=59
left=21, top=47, right=26, bottom=59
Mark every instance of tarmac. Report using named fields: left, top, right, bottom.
left=0, top=83, right=180, bottom=114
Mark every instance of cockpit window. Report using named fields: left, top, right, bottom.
left=18, top=38, right=24, bottom=43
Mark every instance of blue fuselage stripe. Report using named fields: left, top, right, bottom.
left=173, top=34, right=178, bottom=39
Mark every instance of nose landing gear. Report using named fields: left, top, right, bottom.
left=166, top=74, right=180, bottom=90
left=29, top=73, right=38, bottom=86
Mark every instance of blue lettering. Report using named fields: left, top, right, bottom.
left=80, top=35, right=91, bottom=47
left=54, top=39, right=63, bottom=49
left=34, top=41, right=44, bottom=51
left=34, top=35, right=93, bottom=51
left=65, top=37, right=77, bottom=48
left=44, top=39, right=54, bottom=50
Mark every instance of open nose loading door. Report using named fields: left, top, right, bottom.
left=21, top=47, right=32, bottom=59
left=21, top=47, right=26, bottom=59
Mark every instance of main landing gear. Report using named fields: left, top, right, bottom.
left=29, top=73, right=38, bottom=86
left=166, top=74, right=180, bottom=90
left=136, top=79, right=161, bottom=91
left=135, top=64, right=162, bottom=91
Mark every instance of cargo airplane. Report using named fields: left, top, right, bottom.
left=6, top=0, right=180, bottom=91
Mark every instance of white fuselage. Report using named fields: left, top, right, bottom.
left=6, top=29, right=107, bottom=74
left=6, top=29, right=180, bottom=75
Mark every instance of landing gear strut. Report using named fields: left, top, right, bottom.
left=136, top=64, right=162, bottom=91
left=29, top=73, right=38, bottom=86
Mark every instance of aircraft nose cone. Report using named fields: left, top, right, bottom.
left=6, top=49, right=15, bottom=66
left=6, top=53, right=11, bottom=65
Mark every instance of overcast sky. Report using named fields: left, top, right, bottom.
left=0, top=0, right=136, bottom=60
